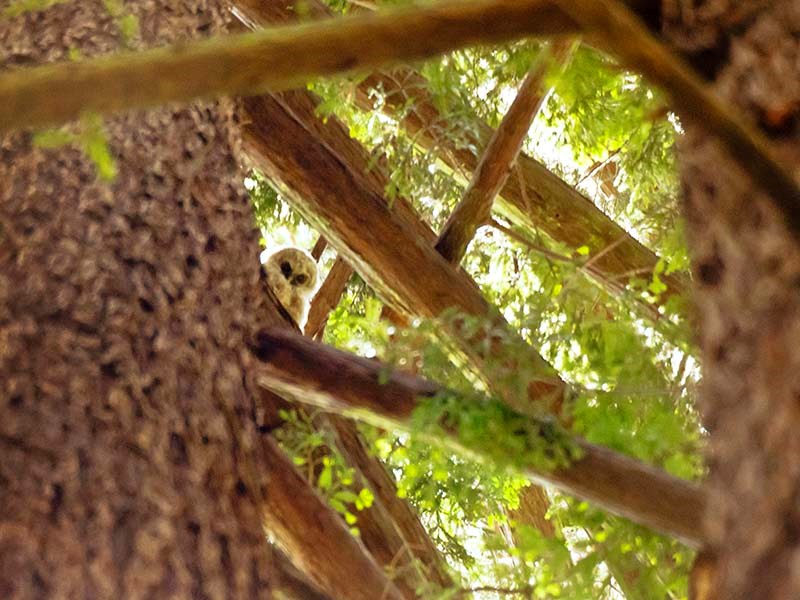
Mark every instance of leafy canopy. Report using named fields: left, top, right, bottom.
left=251, top=4, right=701, bottom=597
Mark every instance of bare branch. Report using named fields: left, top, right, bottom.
left=311, top=236, right=329, bottom=260
left=435, top=39, right=576, bottom=263
left=305, top=257, right=355, bottom=338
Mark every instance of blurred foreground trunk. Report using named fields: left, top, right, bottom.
left=667, top=2, right=800, bottom=597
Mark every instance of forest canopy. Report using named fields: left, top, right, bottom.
left=248, top=3, right=701, bottom=598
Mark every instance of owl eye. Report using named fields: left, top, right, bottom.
left=294, top=274, right=307, bottom=285
left=280, top=261, right=292, bottom=277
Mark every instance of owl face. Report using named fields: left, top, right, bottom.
left=265, top=247, right=319, bottom=298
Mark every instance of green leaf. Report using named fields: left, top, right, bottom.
left=317, top=464, right=333, bottom=490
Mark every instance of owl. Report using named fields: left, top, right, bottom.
left=263, top=246, right=319, bottom=329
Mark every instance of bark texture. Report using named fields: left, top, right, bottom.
left=665, top=1, right=800, bottom=598
left=0, top=2, right=279, bottom=597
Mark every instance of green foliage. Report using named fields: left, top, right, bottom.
left=2, top=0, right=68, bottom=18
left=252, top=14, right=702, bottom=597
left=34, top=113, right=117, bottom=181
left=411, top=390, right=581, bottom=471
left=101, top=0, right=140, bottom=47
left=274, top=408, right=374, bottom=536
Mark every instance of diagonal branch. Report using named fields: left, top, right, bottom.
left=435, top=39, right=576, bottom=263
left=305, top=256, right=355, bottom=338
left=556, top=0, right=800, bottom=238
left=251, top=327, right=706, bottom=547
left=2, top=0, right=573, bottom=132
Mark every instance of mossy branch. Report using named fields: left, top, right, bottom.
left=0, top=0, right=563, bottom=132
left=252, top=327, right=707, bottom=547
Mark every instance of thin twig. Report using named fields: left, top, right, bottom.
left=488, top=218, right=574, bottom=263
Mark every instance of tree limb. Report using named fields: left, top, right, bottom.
left=435, top=39, right=576, bottom=263
left=2, top=0, right=572, bottom=132
left=305, top=256, right=354, bottom=338
left=251, top=327, right=706, bottom=547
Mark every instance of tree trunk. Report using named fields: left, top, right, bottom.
left=0, top=4, right=395, bottom=599
left=665, top=1, right=800, bottom=598
left=0, top=3, right=274, bottom=596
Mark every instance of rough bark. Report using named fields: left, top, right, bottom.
left=252, top=328, right=706, bottom=546
left=0, top=2, right=278, bottom=597
left=1, top=0, right=584, bottom=132
left=435, top=39, right=574, bottom=263
left=665, top=1, right=800, bottom=598
left=0, top=4, right=404, bottom=599
left=235, top=0, right=690, bottom=321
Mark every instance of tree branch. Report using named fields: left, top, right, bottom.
left=435, top=39, right=576, bottom=263
left=556, top=0, right=800, bottom=238
left=311, top=236, right=329, bottom=260
left=251, top=327, right=706, bottom=547
left=2, top=0, right=573, bottom=132
left=305, top=256, right=354, bottom=338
